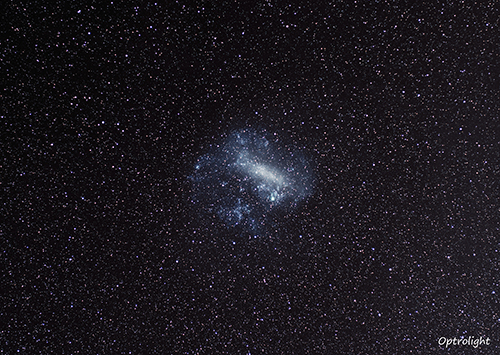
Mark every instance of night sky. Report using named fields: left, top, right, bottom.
left=3, top=1, right=500, bottom=354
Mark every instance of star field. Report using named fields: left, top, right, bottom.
left=3, top=1, right=500, bottom=354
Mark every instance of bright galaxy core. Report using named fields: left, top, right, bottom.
left=189, top=129, right=314, bottom=236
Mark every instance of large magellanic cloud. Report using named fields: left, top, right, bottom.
left=189, top=128, right=314, bottom=237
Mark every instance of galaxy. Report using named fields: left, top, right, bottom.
left=189, top=128, right=314, bottom=237
left=3, top=1, right=500, bottom=354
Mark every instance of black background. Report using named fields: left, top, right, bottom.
left=3, top=1, right=500, bottom=354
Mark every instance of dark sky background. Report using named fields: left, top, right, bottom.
left=3, top=1, right=500, bottom=354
